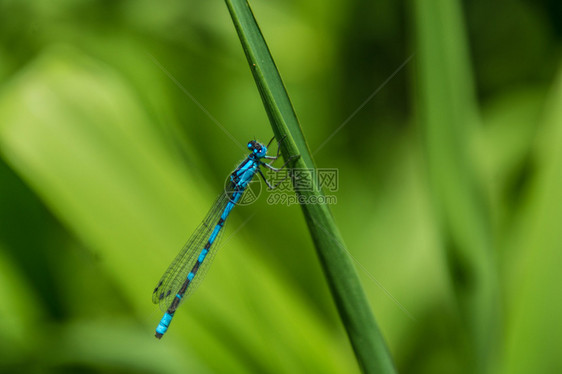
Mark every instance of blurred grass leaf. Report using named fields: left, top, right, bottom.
left=0, top=45, right=357, bottom=374
left=413, top=0, right=500, bottom=371
left=0, top=246, right=43, bottom=368
left=502, top=63, right=562, bottom=374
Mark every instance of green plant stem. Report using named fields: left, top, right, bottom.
left=413, top=0, right=500, bottom=372
left=224, top=1, right=396, bottom=373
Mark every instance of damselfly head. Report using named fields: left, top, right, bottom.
left=247, top=140, right=267, bottom=158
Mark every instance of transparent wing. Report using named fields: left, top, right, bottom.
left=152, top=192, right=231, bottom=311
left=182, top=210, right=228, bottom=300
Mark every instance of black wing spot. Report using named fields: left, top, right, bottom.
left=166, top=290, right=171, bottom=297
left=153, top=281, right=163, bottom=294
left=159, top=292, right=164, bottom=300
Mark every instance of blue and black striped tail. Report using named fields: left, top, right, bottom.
left=155, top=311, right=174, bottom=339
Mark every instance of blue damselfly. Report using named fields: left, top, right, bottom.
left=153, top=137, right=294, bottom=339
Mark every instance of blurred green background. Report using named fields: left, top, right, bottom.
left=1, top=0, right=561, bottom=373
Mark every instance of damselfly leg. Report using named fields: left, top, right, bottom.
left=259, top=154, right=300, bottom=190
left=264, top=135, right=288, bottom=164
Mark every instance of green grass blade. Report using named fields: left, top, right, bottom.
left=225, top=1, right=396, bottom=373
left=413, top=0, right=500, bottom=371
left=501, top=63, right=562, bottom=374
